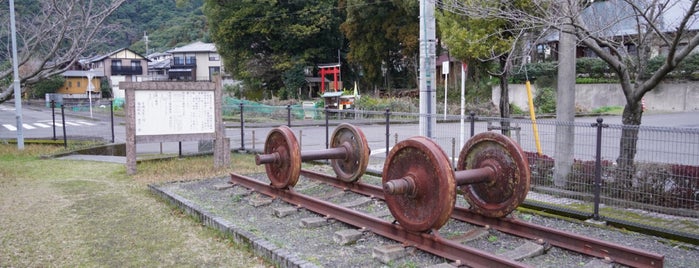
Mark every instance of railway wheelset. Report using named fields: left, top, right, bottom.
left=254, top=123, right=530, bottom=233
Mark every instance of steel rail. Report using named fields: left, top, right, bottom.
left=299, top=169, right=664, bottom=268
left=230, top=172, right=528, bottom=268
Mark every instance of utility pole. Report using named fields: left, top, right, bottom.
left=10, top=0, right=24, bottom=149
left=144, top=31, right=149, bottom=55
left=419, top=0, right=437, bottom=138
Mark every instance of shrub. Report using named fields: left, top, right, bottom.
left=533, top=87, right=556, bottom=114
left=510, top=62, right=557, bottom=83
left=576, top=57, right=608, bottom=78
left=29, top=75, right=64, bottom=99
left=510, top=103, right=525, bottom=115
left=355, top=95, right=416, bottom=113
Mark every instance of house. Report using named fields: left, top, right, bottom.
left=55, top=70, right=103, bottom=99
left=80, top=48, right=149, bottom=99
left=146, top=52, right=172, bottom=81
left=166, top=41, right=223, bottom=81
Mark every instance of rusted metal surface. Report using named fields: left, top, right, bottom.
left=230, top=172, right=529, bottom=268
left=329, top=123, right=370, bottom=182
left=458, top=132, right=531, bottom=218
left=298, top=169, right=665, bottom=268
left=256, top=126, right=300, bottom=188
left=382, top=136, right=456, bottom=232
left=256, top=124, right=369, bottom=186
left=450, top=209, right=664, bottom=268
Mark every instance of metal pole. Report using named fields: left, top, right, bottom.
left=110, top=100, right=115, bottom=143
left=240, top=103, right=245, bottom=151
left=325, top=107, right=329, bottom=149
left=287, top=104, right=292, bottom=127
left=178, top=142, right=182, bottom=158
left=469, top=111, right=476, bottom=137
left=385, top=108, right=390, bottom=157
left=9, top=0, right=24, bottom=149
left=61, top=105, right=67, bottom=148
left=51, top=100, right=57, bottom=140
left=460, top=63, right=467, bottom=149
left=592, top=117, right=607, bottom=220
left=444, top=72, right=447, bottom=120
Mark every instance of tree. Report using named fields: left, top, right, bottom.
left=340, top=0, right=420, bottom=91
left=0, top=0, right=126, bottom=104
left=443, top=0, right=699, bottom=187
left=438, top=0, right=533, bottom=133
left=27, top=75, right=64, bottom=99
left=203, top=0, right=344, bottom=98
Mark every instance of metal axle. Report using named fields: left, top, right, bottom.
left=384, top=166, right=495, bottom=196
left=255, top=142, right=351, bottom=166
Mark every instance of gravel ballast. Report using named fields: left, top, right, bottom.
left=152, top=172, right=699, bottom=267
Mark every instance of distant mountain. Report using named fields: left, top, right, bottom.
left=104, top=0, right=208, bottom=55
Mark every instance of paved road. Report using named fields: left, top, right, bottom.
left=2, top=101, right=698, bottom=165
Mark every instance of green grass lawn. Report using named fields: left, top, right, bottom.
left=0, top=144, right=269, bottom=267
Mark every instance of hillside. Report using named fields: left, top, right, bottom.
left=105, top=0, right=208, bottom=55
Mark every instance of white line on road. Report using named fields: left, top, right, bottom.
left=34, top=123, right=51, bottom=128
left=64, top=122, right=81, bottom=126
left=77, top=121, right=96, bottom=126
left=22, top=124, right=36, bottom=129
left=2, top=124, right=16, bottom=131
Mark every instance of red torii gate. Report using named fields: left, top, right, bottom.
left=318, top=63, right=340, bottom=94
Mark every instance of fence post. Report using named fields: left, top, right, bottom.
left=469, top=111, right=476, bottom=137
left=110, top=100, right=115, bottom=143
left=325, top=107, right=329, bottom=149
left=385, top=108, right=390, bottom=157
left=61, top=104, right=67, bottom=148
left=240, top=103, right=245, bottom=151
left=287, top=104, right=292, bottom=127
left=591, top=117, right=608, bottom=220
left=51, top=100, right=56, bottom=140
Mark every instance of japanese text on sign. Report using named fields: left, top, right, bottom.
left=134, top=90, right=215, bottom=135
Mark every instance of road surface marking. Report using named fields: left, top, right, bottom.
left=22, top=124, right=36, bottom=129
left=2, top=124, right=16, bottom=131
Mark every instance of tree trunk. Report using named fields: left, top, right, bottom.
left=498, top=56, right=511, bottom=136
left=553, top=22, right=576, bottom=188
left=616, top=99, right=643, bottom=191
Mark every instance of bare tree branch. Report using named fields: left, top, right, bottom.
left=0, top=0, right=125, bottom=103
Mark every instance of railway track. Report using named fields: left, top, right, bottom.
left=226, top=123, right=665, bottom=267
left=230, top=168, right=663, bottom=267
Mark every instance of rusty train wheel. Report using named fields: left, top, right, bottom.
left=330, top=123, right=370, bottom=182
left=262, top=126, right=301, bottom=189
left=382, top=136, right=456, bottom=232
left=458, top=132, right=531, bottom=218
